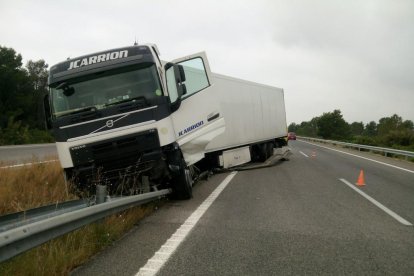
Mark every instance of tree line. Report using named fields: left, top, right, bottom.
left=0, top=46, right=53, bottom=145
left=288, top=109, right=414, bottom=151
left=1, top=45, right=413, bottom=151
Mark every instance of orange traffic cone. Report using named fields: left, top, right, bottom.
left=356, top=170, right=365, bottom=186
left=311, top=151, right=316, bottom=158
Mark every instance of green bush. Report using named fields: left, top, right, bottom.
left=0, top=117, right=53, bottom=145
left=0, top=117, right=30, bottom=145
left=29, top=128, right=54, bottom=143
left=351, top=136, right=379, bottom=146
left=381, top=129, right=414, bottom=148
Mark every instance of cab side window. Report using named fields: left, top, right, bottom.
left=178, top=57, right=209, bottom=98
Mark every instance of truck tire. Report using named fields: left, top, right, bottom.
left=251, top=142, right=273, bottom=162
left=266, top=142, right=274, bottom=158
left=258, top=143, right=268, bottom=162
left=172, top=159, right=193, bottom=200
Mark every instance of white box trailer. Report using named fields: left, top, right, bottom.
left=206, top=73, right=287, bottom=167
left=169, top=65, right=287, bottom=169
left=45, top=44, right=287, bottom=199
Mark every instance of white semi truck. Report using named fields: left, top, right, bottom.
left=45, top=44, right=287, bottom=199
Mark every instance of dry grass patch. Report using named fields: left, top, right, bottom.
left=0, top=204, right=158, bottom=275
left=0, top=160, right=75, bottom=215
left=0, top=159, right=163, bottom=275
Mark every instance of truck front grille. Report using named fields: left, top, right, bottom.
left=70, top=129, right=160, bottom=169
left=69, top=129, right=161, bottom=193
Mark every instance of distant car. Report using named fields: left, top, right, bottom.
left=288, top=132, right=296, bottom=140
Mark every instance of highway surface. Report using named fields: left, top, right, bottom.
left=71, top=140, right=414, bottom=275
left=0, top=143, right=57, bottom=164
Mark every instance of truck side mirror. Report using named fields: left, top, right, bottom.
left=164, top=62, right=174, bottom=71
left=178, top=65, right=186, bottom=82
left=165, top=63, right=186, bottom=112
left=177, top=65, right=187, bottom=95
left=43, top=94, right=52, bottom=130
left=166, top=62, right=186, bottom=96
left=173, top=65, right=185, bottom=98
left=180, top=83, right=187, bottom=95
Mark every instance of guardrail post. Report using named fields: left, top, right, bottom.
left=96, top=185, right=107, bottom=204
left=142, top=176, right=150, bottom=193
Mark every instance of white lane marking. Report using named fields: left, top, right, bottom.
left=299, top=151, right=309, bottom=158
left=0, top=143, right=55, bottom=149
left=299, top=140, right=414, bottom=174
left=136, top=171, right=238, bottom=276
left=0, top=159, right=58, bottom=169
left=339, top=178, right=412, bottom=226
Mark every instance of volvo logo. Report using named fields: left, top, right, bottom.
left=89, top=113, right=131, bottom=135
left=106, top=120, right=114, bottom=128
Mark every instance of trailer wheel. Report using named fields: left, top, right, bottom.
left=172, top=159, right=193, bottom=200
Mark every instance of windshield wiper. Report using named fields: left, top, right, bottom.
left=104, top=96, right=148, bottom=107
left=55, top=82, right=67, bottom=89
left=64, top=106, right=97, bottom=116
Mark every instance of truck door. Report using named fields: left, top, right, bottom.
left=166, top=52, right=225, bottom=165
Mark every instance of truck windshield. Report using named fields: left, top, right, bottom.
left=50, top=64, right=163, bottom=118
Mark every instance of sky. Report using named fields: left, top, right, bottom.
left=1, top=0, right=413, bottom=125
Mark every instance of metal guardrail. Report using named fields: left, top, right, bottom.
left=298, top=136, right=414, bottom=160
left=0, top=189, right=170, bottom=262
left=0, top=199, right=89, bottom=232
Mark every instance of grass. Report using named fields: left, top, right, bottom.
left=0, top=160, right=75, bottom=215
left=0, top=205, right=157, bottom=275
left=0, top=160, right=162, bottom=275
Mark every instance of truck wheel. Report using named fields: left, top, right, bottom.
left=172, top=159, right=193, bottom=200
left=266, top=142, right=274, bottom=158
left=258, top=143, right=268, bottom=162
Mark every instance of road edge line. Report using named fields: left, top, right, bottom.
left=299, top=140, right=414, bottom=174
left=0, top=159, right=58, bottom=169
left=339, top=178, right=412, bottom=226
left=135, top=171, right=238, bottom=276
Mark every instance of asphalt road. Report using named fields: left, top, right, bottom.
left=0, top=143, right=57, bottom=164
left=71, top=140, right=414, bottom=275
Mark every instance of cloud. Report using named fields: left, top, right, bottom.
left=0, top=0, right=413, bottom=124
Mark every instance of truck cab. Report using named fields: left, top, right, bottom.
left=45, top=44, right=225, bottom=198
